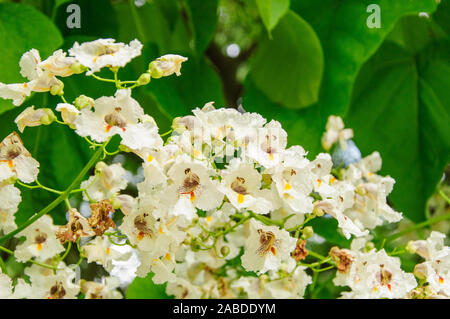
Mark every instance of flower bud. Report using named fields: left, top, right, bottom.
left=302, top=226, right=314, bottom=239
left=148, top=54, right=188, bottom=78
left=137, top=73, right=151, bottom=86
left=74, top=95, right=94, bottom=110
left=364, top=241, right=375, bottom=252
left=14, top=106, right=56, bottom=132
left=118, top=144, right=132, bottom=153
left=109, top=66, right=120, bottom=73
left=70, top=62, right=88, bottom=74
left=95, top=161, right=107, bottom=174
left=355, top=185, right=368, bottom=196
left=413, top=263, right=428, bottom=280
left=313, top=206, right=324, bottom=217
left=220, top=245, right=230, bottom=257
left=50, top=80, right=64, bottom=96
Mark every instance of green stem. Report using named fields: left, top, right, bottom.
left=307, top=250, right=328, bottom=261
left=59, top=242, right=72, bottom=261
left=249, top=211, right=283, bottom=228
left=0, top=146, right=104, bottom=244
left=90, top=73, right=116, bottom=83
left=439, top=189, right=450, bottom=205
left=386, top=212, right=450, bottom=242
left=0, top=245, right=59, bottom=271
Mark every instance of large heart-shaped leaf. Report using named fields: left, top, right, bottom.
left=245, top=0, right=438, bottom=156
left=126, top=272, right=172, bottom=299
left=256, top=0, right=290, bottom=37
left=249, top=10, right=323, bottom=110
left=184, top=0, right=219, bottom=55
left=347, top=37, right=450, bottom=222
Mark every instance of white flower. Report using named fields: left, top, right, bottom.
left=247, top=120, right=287, bottom=168
left=334, top=245, right=417, bottom=299
left=14, top=215, right=65, bottom=262
left=271, top=147, right=314, bottom=217
left=314, top=178, right=368, bottom=239
left=83, top=236, right=131, bottom=272
left=0, top=82, right=32, bottom=106
left=74, top=89, right=160, bottom=150
left=241, top=219, right=296, bottom=274
left=18, top=49, right=69, bottom=93
left=166, top=278, right=202, bottom=299
left=165, top=155, right=223, bottom=216
left=321, top=115, right=354, bottom=151
left=24, top=263, right=79, bottom=299
left=0, top=184, right=21, bottom=233
left=80, top=276, right=123, bottom=299
left=80, top=161, right=128, bottom=202
left=408, top=231, right=450, bottom=296
left=219, top=158, right=273, bottom=214
left=264, top=266, right=312, bottom=298
left=0, top=132, right=39, bottom=183
left=55, top=103, right=80, bottom=128
left=14, top=106, right=55, bottom=132
left=342, top=152, right=402, bottom=229
left=0, top=270, right=12, bottom=299
left=69, top=38, right=143, bottom=75
left=119, top=206, right=185, bottom=254
left=149, top=54, right=188, bottom=78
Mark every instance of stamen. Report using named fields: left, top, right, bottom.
left=105, top=125, right=112, bottom=133
left=237, top=194, right=245, bottom=204
left=147, top=154, right=153, bottom=162
left=37, top=243, right=42, bottom=251
left=284, top=183, right=291, bottom=190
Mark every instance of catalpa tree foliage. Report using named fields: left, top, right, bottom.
left=0, top=0, right=448, bottom=299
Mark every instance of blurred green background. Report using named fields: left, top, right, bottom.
left=0, top=0, right=448, bottom=298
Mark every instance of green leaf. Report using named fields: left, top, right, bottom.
left=434, top=0, right=450, bottom=36
left=0, top=3, right=63, bottom=114
left=55, top=0, right=119, bottom=39
left=184, top=0, right=219, bottom=54
left=126, top=272, right=172, bottom=299
left=249, top=10, right=323, bottom=110
left=256, top=0, right=290, bottom=37
left=245, top=0, right=439, bottom=158
left=145, top=55, right=226, bottom=119
left=307, top=218, right=351, bottom=248
left=346, top=38, right=450, bottom=222
left=113, top=1, right=172, bottom=52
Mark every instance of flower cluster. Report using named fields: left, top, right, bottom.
left=0, top=38, right=448, bottom=299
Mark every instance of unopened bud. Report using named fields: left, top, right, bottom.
left=302, top=226, right=314, bottom=239
left=74, top=95, right=94, bottom=110
left=70, top=62, right=88, bottom=74
left=355, top=185, right=368, bottom=196
left=364, top=242, right=375, bottom=252
left=413, top=263, right=428, bottom=280
left=220, top=245, right=230, bottom=257
left=95, top=161, right=107, bottom=174
left=148, top=54, right=188, bottom=78
left=313, top=206, right=324, bottom=217
left=50, top=80, right=64, bottom=96
left=118, top=144, right=132, bottom=153
left=15, top=106, right=56, bottom=132
left=137, top=73, right=151, bottom=86
left=40, top=109, right=56, bottom=125
left=109, top=66, right=120, bottom=73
